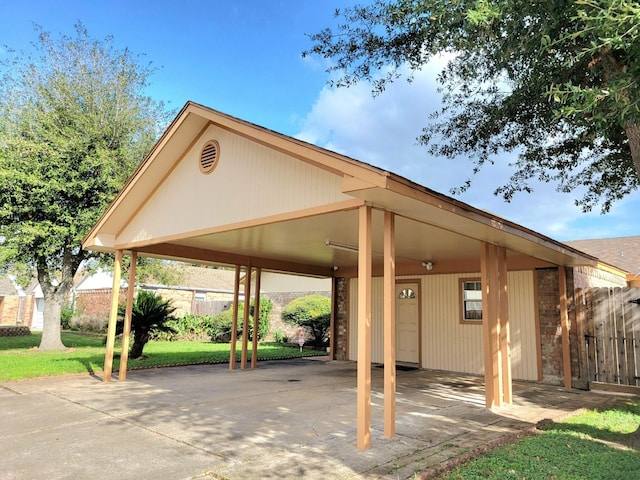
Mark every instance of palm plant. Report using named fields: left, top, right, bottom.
left=116, top=290, right=177, bottom=359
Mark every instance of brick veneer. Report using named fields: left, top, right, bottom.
left=0, top=295, right=35, bottom=326
left=74, top=288, right=129, bottom=327
left=536, top=267, right=581, bottom=386
left=333, top=277, right=348, bottom=360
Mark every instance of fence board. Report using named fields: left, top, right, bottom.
left=595, top=288, right=609, bottom=382
left=625, top=288, right=640, bottom=386
left=613, top=288, right=625, bottom=385
left=584, top=288, right=597, bottom=382
left=582, top=287, right=640, bottom=386
left=575, top=288, right=588, bottom=383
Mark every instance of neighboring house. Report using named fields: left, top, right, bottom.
left=81, top=102, right=637, bottom=450
left=72, top=266, right=330, bottom=334
left=73, top=266, right=236, bottom=326
left=565, top=236, right=640, bottom=287
left=0, top=276, right=42, bottom=330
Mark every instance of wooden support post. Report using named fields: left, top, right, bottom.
left=497, top=246, right=512, bottom=404
left=559, top=266, right=572, bottom=388
left=357, top=204, right=372, bottom=450
left=241, top=266, right=252, bottom=369
left=251, top=268, right=262, bottom=369
left=229, top=265, right=241, bottom=370
left=103, top=250, right=123, bottom=382
left=383, top=211, right=396, bottom=438
left=480, top=243, right=502, bottom=408
left=118, top=251, right=137, bottom=381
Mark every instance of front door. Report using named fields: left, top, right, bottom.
left=396, top=282, right=420, bottom=364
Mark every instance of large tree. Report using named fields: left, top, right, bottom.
left=305, top=0, right=640, bottom=211
left=0, top=24, right=168, bottom=350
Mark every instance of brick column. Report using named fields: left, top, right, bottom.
left=536, top=267, right=579, bottom=386
left=333, top=277, right=348, bottom=360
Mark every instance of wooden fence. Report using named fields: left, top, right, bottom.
left=576, top=287, right=640, bottom=386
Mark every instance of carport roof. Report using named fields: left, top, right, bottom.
left=82, top=101, right=598, bottom=276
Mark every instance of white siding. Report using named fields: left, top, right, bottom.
left=118, top=124, right=351, bottom=245
left=348, top=271, right=538, bottom=381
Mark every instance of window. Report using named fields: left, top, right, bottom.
left=460, top=279, right=482, bottom=323
left=398, top=288, right=416, bottom=299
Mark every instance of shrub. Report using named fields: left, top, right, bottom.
left=171, top=314, right=214, bottom=341
left=281, top=295, right=331, bottom=347
left=273, top=329, right=288, bottom=343
left=250, top=296, right=272, bottom=340
left=209, top=296, right=273, bottom=342
left=208, top=308, right=236, bottom=342
left=115, top=291, right=177, bottom=358
left=61, top=303, right=74, bottom=330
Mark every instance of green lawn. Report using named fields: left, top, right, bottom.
left=438, top=398, right=640, bottom=480
left=0, top=332, right=326, bottom=381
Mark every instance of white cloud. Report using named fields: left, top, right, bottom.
left=295, top=61, right=640, bottom=241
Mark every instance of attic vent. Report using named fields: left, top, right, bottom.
left=199, top=140, right=220, bottom=174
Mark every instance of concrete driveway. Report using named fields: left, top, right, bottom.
left=0, top=358, right=617, bottom=479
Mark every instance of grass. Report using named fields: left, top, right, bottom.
left=0, top=332, right=327, bottom=382
left=437, top=398, right=640, bottom=480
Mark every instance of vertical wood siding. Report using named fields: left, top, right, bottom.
left=348, top=271, right=537, bottom=381
left=119, top=125, right=350, bottom=244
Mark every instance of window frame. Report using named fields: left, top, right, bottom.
left=459, top=277, right=483, bottom=324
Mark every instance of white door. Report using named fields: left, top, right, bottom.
left=32, top=299, right=44, bottom=331
left=396, top=282, right=420, bottom=364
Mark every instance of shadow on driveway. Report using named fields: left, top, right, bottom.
left=0, top=358, right=618, bottom=479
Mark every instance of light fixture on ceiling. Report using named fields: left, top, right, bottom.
left=422, top=261, right=434, bottom=271
left=325, top=239, right=359, bottom=253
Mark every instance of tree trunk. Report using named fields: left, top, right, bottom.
left=38, top=288, right=68, bottom=351
left=130, top=332, right=149, bottom=359
left=625, top=123, right=640, bottom=182
left=629, top=425, right=640, bottom=450
left=36, top=249, right=80, bottom=351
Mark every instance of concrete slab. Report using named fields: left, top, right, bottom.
left=0, top=358, right=619, bottom=479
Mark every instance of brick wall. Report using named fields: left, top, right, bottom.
left=536, top=268, right=580, bottom=386
left=333, top=278, right=348, bottom=360
left=0, top=295, right=34, bottom=326
left=0, top=296, right=19, bottom=325
left=74, top=288, right=129, bottom=328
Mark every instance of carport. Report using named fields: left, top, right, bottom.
left=82, top=101, right=598, bottom=450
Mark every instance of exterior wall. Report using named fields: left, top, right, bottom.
left=74, top=287, right=234, bottom=327
left=260, top=272, right=331, bottom=293
left=22, top=295, right=35, bottom=328
left=347, top=271, right=539, bottom=381
left=0, top=296, right=21, bottom=325
left=74, top=288, right=129, bottom=329
left=118, top=124, right=351, bottom=246
left=537, top=266, right=624, bottom=387
left=0, top=295, right=34, bottom=326
left=573, top=265, right=627, bottom=288
left=333, top=278, right=348, bottom=360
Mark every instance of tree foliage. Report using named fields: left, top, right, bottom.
left=305, top=0, right=640, bottom=212
left=0, top=23, right=169, bottom=349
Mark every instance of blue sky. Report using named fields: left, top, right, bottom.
left=1, top=0, right=639, bottom=242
